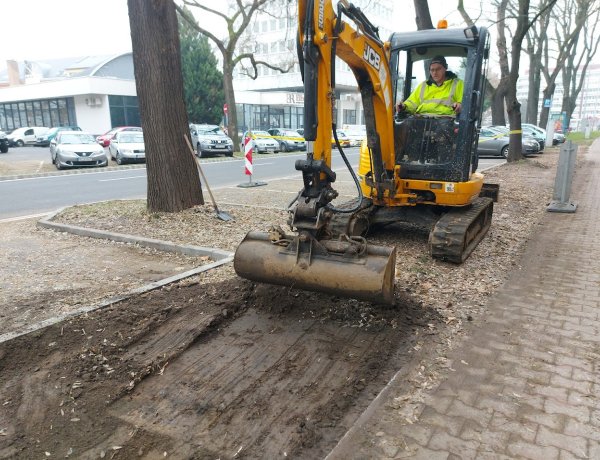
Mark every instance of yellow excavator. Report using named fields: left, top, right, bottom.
left=234, top=0, right=496, bottom=304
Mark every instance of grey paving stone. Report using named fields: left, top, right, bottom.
left=536, top=425, right=588, bottom=458
left=326, top=146, right=600, bottom=459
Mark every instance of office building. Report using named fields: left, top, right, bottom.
left=232, top=0, right=396, bottom=132
left=0, top=53, right=138, bottom=135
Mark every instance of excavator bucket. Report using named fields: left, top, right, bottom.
left=234, top=230, right=396, bottom=304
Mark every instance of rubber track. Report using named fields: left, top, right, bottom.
left=429, top=197, right=494, bottom=263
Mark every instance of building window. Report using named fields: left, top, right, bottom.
left=108, top=95, right=140, bottom=127
left=343, top=109, right=357, bottom=125
left=0, top=97, right=77, bottom=130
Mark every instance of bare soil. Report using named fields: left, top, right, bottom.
left=0, top=149, right=567, bottom=459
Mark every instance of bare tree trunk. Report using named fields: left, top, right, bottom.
left=506, top=85, right=523, bottom=162
left=413, top=0, right=434, bottom=29
left=539, top=82, right=555, bottom=129
left=491, top=79, right=507, bottom=126
left=559, top=5, right=600, bottom=130
left=128, top=0, right=204, bottom=212
left=223, top=59, right=239, bottom=151
left=525, top=41, right=543, bottom=124
left=492, top=0, right=510, bottom=127
left=505, top=0, right=533, bottom=163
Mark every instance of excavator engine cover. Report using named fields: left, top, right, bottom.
left=234, top=230, right=396, bottom=304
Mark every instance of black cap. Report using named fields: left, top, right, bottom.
left=430, top=56, right=448, bottom=69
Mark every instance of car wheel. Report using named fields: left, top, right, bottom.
left=1, top=144, right=8, bottom=153
left=16, top=140, right=24, bottom=147
left=279, top=142, right=288, bottom=152
left=226, top=152, right=233, bottom=157
left=55, top=157, right=62, bottom=170
left=196, top=144, right=205, bottom=158
left=501, top=145, right=509, bottom=158
left=116, top=152, right=124, bottom=165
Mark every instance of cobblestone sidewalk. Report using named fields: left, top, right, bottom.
left=329, top=140, right=600, bottom=459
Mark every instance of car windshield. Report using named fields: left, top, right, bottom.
left=253, top=131, right=271, bottom=137
left=282, top=130, right=299, bottom=136
left=199, top=129, right=224, bottom=136
left=60, top=134, right=96, bottom=144
left=119, top=133, right=144, bottom=143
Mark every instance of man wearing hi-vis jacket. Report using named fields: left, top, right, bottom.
left=396, top=55, right=464, bottom=117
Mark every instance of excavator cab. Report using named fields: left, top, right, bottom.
left=389, top=27, right=490, bottom=183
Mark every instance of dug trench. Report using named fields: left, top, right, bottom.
left=0, top=270, right=440, bottom=459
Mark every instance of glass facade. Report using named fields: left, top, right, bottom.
left=108, top=95, right=140, bottom=127
left=0, top=97, right=76, bottom=131
left=236, top=103, right=304, bottom=132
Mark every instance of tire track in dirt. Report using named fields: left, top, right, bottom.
left=0, top=274, right=436, bottom=459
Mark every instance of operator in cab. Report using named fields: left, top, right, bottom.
left=396, top=56, right=463, bottom=116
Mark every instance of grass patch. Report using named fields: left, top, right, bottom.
left=567, top=130, right=600, bottom=144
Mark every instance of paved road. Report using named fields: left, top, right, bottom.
left=0, top=146, right=504, bottom=220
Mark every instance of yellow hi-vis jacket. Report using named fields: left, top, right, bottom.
left=403, top=77, right=464, bottom=116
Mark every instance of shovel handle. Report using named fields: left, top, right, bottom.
left=184, top=135, right=220, bottom=212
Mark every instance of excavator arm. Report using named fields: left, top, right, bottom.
left=234, top=0, right=397, bottom=303
left=296, top=0, right=395, bottom=213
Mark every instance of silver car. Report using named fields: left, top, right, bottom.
left=50, top=131, right=108, bottom=170
left=477, top=127, right=540, bottom=158
left=109, top=131, right=145, bottom=164
left=190, top=124, right=234, bottom=158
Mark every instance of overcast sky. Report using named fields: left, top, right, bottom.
left=0, top=1, right=496, bottom=66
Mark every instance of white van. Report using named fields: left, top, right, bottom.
left=8, top=126, right=49, bottom=147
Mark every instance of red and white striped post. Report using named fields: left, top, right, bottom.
left=244, top=135, right=253, bottom=181
left=237, top=132, right=267, bottom=188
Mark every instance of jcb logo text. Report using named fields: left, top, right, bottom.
left=363, top=44, right=380, bottom=70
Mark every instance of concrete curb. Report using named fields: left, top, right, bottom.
left=38, top=208, right=233, bottom=261
left=0, top=209, right=235, bottom=345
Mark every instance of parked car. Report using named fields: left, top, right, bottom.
left=7, top=126, right=49, bottom=147
left=333, top=130, right=352, bottom=148
left=521, top=125, right=545, bottom=151
left=241, top=130, right=280, bottom=154
left=267, top=128, right=306, bottom=151
left=522, top=123, right=565, bottom=146
left=109, top=131, right=145, bottom=164
left=477, top=127, right=540, bottom=158
left=343, top=128, right=367, bottom=147
left=36, top=126, right=82, bottom=147
left=190, top=124, right=234, bottom=158
left=489, top=125, right=544, bottom=152
left=96, top=126, right=142, bottom=147
left=0, top=130, right=9, bottom=153
left=50, top=131, right=108, bottom=170
left=296, top=128, right=304, bottom=137
left=553, top=132, right=566, bottom=145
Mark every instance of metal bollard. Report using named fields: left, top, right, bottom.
left=547, top=140, right=577, bottom=213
